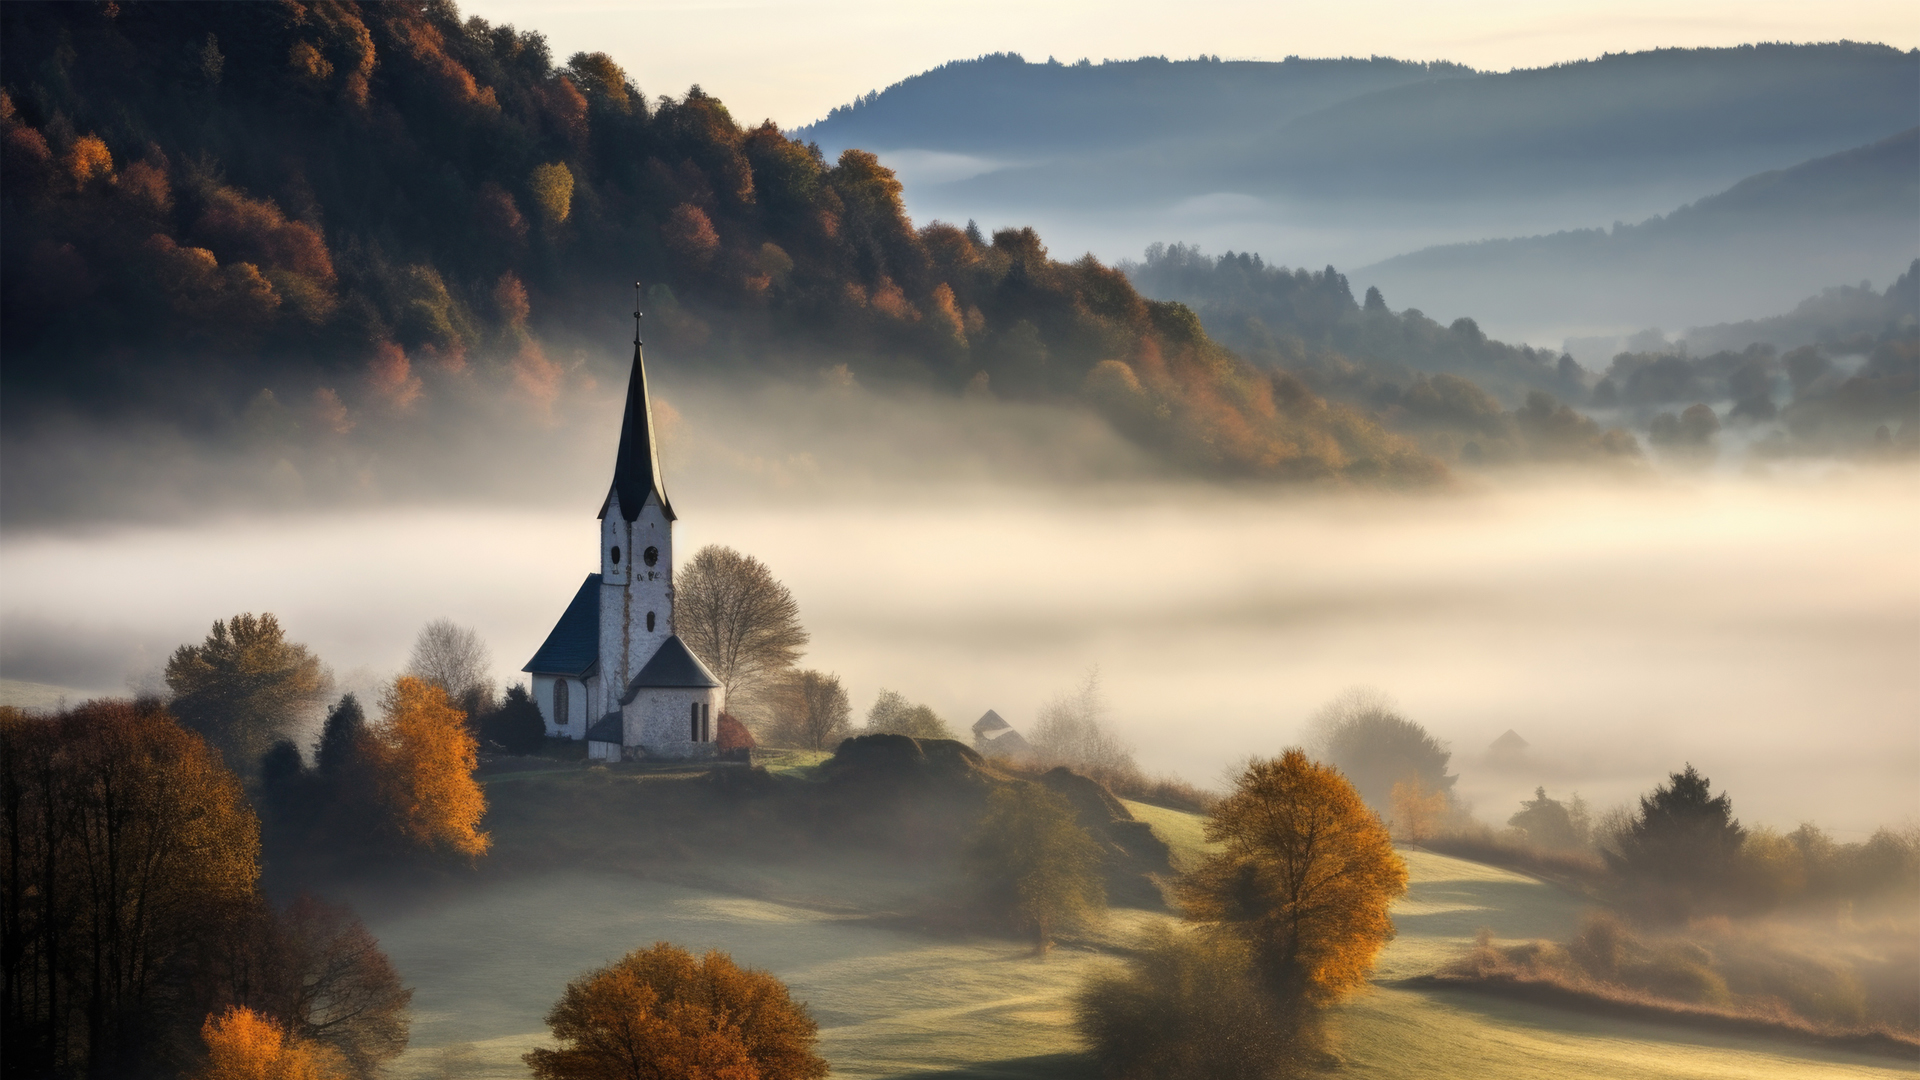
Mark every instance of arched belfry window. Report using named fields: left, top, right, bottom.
left=646, top=611, right=656, bottom=632
left=553, top=679, right=569, bottom=728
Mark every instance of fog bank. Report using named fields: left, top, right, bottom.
left=4, top=444, right=1913, bottom=837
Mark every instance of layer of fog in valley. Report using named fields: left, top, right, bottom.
left=3, top=376, right=1914, bottom=840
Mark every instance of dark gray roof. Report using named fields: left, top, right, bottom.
left=586, top=713, right=623, bottom=743
left=598, top=341, right=676, bottom=523
left=523, top=574, right=602, bottom=676
left=972, top=709, right=1009, bottom=734
left=620, top=635, right=720, bottom=702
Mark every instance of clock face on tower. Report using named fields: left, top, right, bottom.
left=644, top=546, right=660, bottom=567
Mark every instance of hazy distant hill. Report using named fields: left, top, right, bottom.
left=1356, top=129, right=1920, bottom=339
left=794, top=53, right=1473, bottom=156
left=800, top=45, right=1919, bottom=299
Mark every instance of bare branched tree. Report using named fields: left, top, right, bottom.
left=764, top=670, right=851, bottom=751
left=677, top=545, right=809, bottom=717
left=1030, top=668, right=1136, bottom=777
left=405, top=619, right=494, bottom=717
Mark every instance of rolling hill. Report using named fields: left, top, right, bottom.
left=345, top=761, right=1915, bottom=1079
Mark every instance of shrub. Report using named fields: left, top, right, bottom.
left=525, top=942, right=826, bottom=1080
left=1074, top=924, right=1307, bottom=1080
left=480, top=684, right=546, bottom=755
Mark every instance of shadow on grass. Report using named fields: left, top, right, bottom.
left=890, top=1053, right=1099, bottom=1079
left=1394, top=877, right=1586, bottom=941
left=1395, top=983, right=1920, bottom=1066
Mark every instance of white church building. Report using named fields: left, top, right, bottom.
left=522, top=314, right=724, bottom=761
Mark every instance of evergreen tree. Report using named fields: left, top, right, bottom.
left=1607, top=764, right=1746, bottom=917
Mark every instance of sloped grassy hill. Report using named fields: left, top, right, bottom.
left=320, top=755, right=1913, bottom=1079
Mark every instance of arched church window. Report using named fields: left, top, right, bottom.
left=646, top=611, right=656, bottom=632
left=643, top=546, right=659, bottom=567
left=553, top=679, right=569, bottom=728
left=690, top=701, right=700, bottom=741
left=611, top=546, right=621, bottom=564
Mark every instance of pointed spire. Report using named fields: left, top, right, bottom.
left=599, top=285, right=675, bottom=522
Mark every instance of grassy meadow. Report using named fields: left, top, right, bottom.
left=357, top=770, right=1915, bottom=1079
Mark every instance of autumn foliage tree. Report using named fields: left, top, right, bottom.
left=371, top=677, right=490, bottom=859
left=165, top=612, right=331, bottom=775
left=1180, top=749, right=1407, bottom=1010
left=525, top=942, right=827, bottom=1080
left=194, top=1006, right=351, bottom=1080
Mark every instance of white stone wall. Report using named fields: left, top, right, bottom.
left=623, top=685, right=726, bottom=760
left=597, top=490, right=675, bottom=702
left=588, top=739, right=620, bottom=762
left=531, top=673, right=590, bottom=738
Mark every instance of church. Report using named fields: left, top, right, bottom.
left=522, top=311, right=725, bottom=761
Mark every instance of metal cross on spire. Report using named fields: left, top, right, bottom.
left=633, top=281, right=644, bottom=345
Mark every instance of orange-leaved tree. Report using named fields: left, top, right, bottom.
left=526, top=942, right=827, bottom=1080
left=1389, top=776, right=1449, bottom=843
left=373, top=676, right=490, bottom=858
left=195, top=1006, right=350, bottom=1080
left=1180, top=749, right=1407, bottom=1008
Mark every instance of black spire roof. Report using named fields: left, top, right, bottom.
left=599, top=337, right=676, bottom=522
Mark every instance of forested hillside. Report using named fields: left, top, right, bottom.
left=0, top=0, right=1443, bottom=495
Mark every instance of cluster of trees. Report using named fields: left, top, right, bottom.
left=263, top=680, right=491, bottom=861
left=862, top=688, right=953, bottom=740
left=0, top=1, right=1444, bottom=490
left=0, top=701, right=411, bottom=1079
left=1594, top=333, right=1918, bottom=462
left=1593, top=765, right=1919, bottom=921
left=1302, top=688, right=1460, bottom=841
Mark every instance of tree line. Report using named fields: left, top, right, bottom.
left=0, top=701, right=413, bottom=1079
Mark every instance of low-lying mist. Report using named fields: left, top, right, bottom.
left=2, top=371, right=1914, bottom=839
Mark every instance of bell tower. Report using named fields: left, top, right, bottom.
left=598, top=288, right=677, bottom=703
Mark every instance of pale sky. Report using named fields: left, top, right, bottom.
left=458, top=0, right=1918, bottom=129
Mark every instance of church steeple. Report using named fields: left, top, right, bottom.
left=599, top=289, right=675, bottom=522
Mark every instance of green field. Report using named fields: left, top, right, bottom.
left=367, top=789, right=1915, bottom=1079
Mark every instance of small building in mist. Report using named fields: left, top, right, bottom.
left=973, top=709, right=1035, bottom=762
left=522, top=320, right=724, bottom=760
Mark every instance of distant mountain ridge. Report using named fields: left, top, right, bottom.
left=794, top=53, right=1474, bottom=156
left=1356, top=128, right=1920, bottom=336
left=798, top=43, right=1918, bottom=308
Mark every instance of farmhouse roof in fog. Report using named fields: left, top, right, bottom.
left=973, top=709, right=1010, bottom=735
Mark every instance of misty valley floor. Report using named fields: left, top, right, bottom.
left=356, top=803, right=1915, bottom=1079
